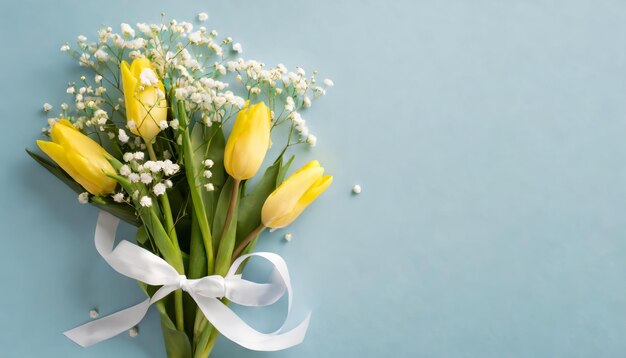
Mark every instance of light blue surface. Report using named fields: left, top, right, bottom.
left=2, top=0, right=626, bottom=357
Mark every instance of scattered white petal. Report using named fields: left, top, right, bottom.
left=78, top=192, right=89, bottom=204
left=232, top=43, right=242, bottom=53
left=323, top=78, right=334, bottom=87
left=89, top=309, right=99, bottom=319
left=198, top=12, right=209, bottom=21
left=159, top=120, right=168, bottom=130
left=129, top=327, right=138, bottom=337
left=352, top=184, right=361, bottom=194
left=43, top=103, right=53, bottom=112
left=284, top=233, right=292, bottom=242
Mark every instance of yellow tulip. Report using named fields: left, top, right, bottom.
left=121, top=58, right=167, bottom=141
left=261, top=160, right=333, bottom=229
left=37, top=119, right=117, bottom=195
left=224, top=101, right=272, bottom=180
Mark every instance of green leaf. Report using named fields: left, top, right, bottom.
left=27, top=149, right=141, bottom=226
left=211, top=177, right=234, bottom=253
left=214, top=182, right=239, bottom=276
left=137, top=225, right=149, bottom=246
left=235, top=158, right=284, bottom=245
left=276, top=155, right=295, bottom=186
left=160, top=311, right=193, bottom=358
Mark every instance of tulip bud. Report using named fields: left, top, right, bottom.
left=37, top=119, right=117, bottom=195
left=224, top=101, right=271, bottom=180
left=261, top=160, right=333, bottom=229
left=121, top=58, right=167, bottom=141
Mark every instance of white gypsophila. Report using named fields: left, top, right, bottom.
left=60, top=44, right=70, bottom=52
left=43, top=103, right=52, bottom=112
left=133, top=152, right=145, bottom=161
left=159, top=121, right=168, bottom=130
left=232, top=43, right=242, bottom=53
left=77, top=35, right=87, bottom=42
left=306, top=134, right=317, bottom=146
left=153, top=183, right=167, bottom=196
left=140, top=173, right=153, bottom=184
left=128, top=173, right=140, bottom=183
left=67, top=86, right=75, bottom=94
left=204, top=183, right=214, bottom=191
left=78, top=192, right=89, bottom=204
left=93, top=109, right=108, bottom=125
left=352, top=184, right=362, bottom=194
left=162, top=160, right=180, bottom=175
left=121, top=23, right=135, bottom=37
left=118, top=129, right=130, bottom=143
left=112, top=193, right=125, bottom=203
left=169, top=119, right=179, bottom=130
left=76, top=102, right=85, bottom=110
left=107, top=132, right=115, bottom=140
left=127, top=120, right=137, bottom=130
left=94, top=48, right=109, bottom=62
left=198, top=12, right=209, bottom=21
left=165, top=180, right=173, bottom=188
left=284, top=233, right=292, bottom=242
left=323, top=78, right=334, bottom=87
left=203, top=159, right=214, bottom=168
left=303, top=96, right=311, bottom=108
left=203, top=170, right=212, bottom=179
left=140, top=68, right=159, bottom=87
left=122, top=153, right=134, bottom=162
left=285, top=97, right=295, bottom=112
left=140, top=196, right=152, bottom=207
left=79, top=53, right=92, bottom=67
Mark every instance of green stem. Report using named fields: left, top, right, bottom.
left=232, top=224, right=266, bottom=259
left=145, top=140, right=185, bottom=333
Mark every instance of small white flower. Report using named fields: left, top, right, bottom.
left=153, top=183, right=167, bottom=196
left=352, top=184, right=362, bottom=194
left=284, top=233, right=292, bottom=242
left=95, top=74, right=103, bottom=83
left=94, top=48, right=109, bottom=62
left=121, top=23, right=135, bottom=37
left=89, top=309, right=99, bottom=319
left=323, top=78, right=334, bottom=87
left=60, top=44, right=70, bottom=52
left=285, top=97, right=295, bottom=112
left=140, top=196, right=152, bottom=207
left=112, top=193, right=125, bottom=203
left=78, top=192, right=89, bottom=204
left=159, top=121, right=168, bottom=130
left=204, top=183, right=215, bottom=191
left=133, top=152, right=145, bottom=161
left=303, top=96, right=311, bottom=108
left=165, top=180, right=173, bottom=188
left=306, top=134, right=317, bottom=147
left=232, top=43, right=242, bottom=53
left=203, top=170, right=212, bottom=179
left=76, top=102, right=85, bottom=110
left=77, top=35, right=87, bottom=43
left=43, top=103, right=52, bottom=112
left=203, top=159, right=214, bottom=168
left=198, top=12, right=209, bottom=21
left=119, top=164, right=132, bottom=176
left=66, top=86, right=75, bottom=94
left=128, top=173, right=140, bottom=183
left=118, top=129, right=130, bottom=143
left=140, top=173, right=153, bottom=184
left=122, top=153, right=134, bottom=162
left=139, top=68, right=159, bottom=87
left=127, top=120, right=137, bottom=130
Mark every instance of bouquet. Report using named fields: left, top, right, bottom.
left=28, top=13, right=333, bottom=357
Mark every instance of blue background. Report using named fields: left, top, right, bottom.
left=2, top=0, right=626, bottom=357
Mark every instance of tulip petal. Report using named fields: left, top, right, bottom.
left=37, top=140, right=102, bottom=195
left=65, top=150, right=116, bottom=195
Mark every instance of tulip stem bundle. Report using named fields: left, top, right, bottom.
left=30, top=15, right=334, bottom=358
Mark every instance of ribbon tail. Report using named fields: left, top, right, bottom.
left=64, top=298, right=151, bottom=347
left=193, top=294, right=311, bottom=351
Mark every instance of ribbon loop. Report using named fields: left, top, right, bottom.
left=64, top=211, right=311, bottom=351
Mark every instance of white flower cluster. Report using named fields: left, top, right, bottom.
left=113, top=151, right=179, bottom=205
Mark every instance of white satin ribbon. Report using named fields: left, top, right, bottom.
left=64, top=211, right=311, bottom=351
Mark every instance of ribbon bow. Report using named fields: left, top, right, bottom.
left=64, top=211, right=311, bottom=351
